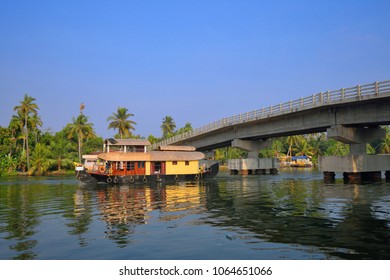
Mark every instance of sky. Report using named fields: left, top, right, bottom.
left=1, top=0, right=390, bottom=139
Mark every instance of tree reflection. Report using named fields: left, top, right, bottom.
left=202, top=177, right=390, bottom=259
left=64, top=188, right=93, bottom=247
left=1, top=186, right=39, bottom=259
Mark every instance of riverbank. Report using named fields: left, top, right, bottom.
left=0, top=170, right=75, bottom=177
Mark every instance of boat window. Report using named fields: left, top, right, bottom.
left=185, top=161, right=190, bottom=166
left=127, top=162, right=135, bottom=171
left=138, top=162, right=145, bottom=169
left=119, top=161, right=124, bottom=170
left=172, top=161, right=178, bottom=165
left=154, top=162, right=162, bottom=174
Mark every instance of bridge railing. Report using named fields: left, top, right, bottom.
left=151, top=80, right=390, bottom=149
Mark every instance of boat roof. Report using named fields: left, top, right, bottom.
left=292, top=156, right=311, bottom=160
left=98, top=151, right=205, bottom=161
left=82, top=155, right=98, bottom=160
left=158, top=145, right=196, bottom=152
left=104, top=138, right=151, bottom=146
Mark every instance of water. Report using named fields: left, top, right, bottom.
left=1, top=169, right=390, bottom=260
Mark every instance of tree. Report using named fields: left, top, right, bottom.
left=286, top=135, right=303, bottom=157
left=161, top=116, right=176, bottom=139
left=107, top=107, right=136, bottom=139
left=295, top=138, right=314, bottom=157
left=13, top=94, right=39, bottom=171
left=381, top=133, right=390, bottom=154
left=148, top=135, right=160, bottom=144
left=28, top=113, right=43, bottom=145
left=68, top=114, right=96, bottom=162
left=325, top=139, right=349, bottom=156
left=50, top=133, right=72, bottom=171
left=176, top=122, right=193, bottom=135
left=29, top=143, right=50, bottom=175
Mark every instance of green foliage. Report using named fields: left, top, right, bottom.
left=148, top=135, right=161, bottom=144
left=215, top=147, right=247, bottom=165
left=29, top=143, right=51, bottom=175
left=107, top=107, right=136, bottom=139
left=13, top=94, right=40, bottom=171
left=0, top=153, right=18, bottom=176
left=380, top=132, right=390, bottom=154
left=161, top=116, right=176, bottom=139
left=84, top=137, right=104, bottom=154
left=67, top=113, right=96, bottom=162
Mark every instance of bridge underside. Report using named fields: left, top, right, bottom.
left=162, top=90, right=390, bottom=183
left=175, top=98, right=390, bottom=152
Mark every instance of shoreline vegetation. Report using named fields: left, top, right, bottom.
left=1, top=94, right=390, bottom=177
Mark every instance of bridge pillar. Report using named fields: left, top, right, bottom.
left=319, top=125, right=389, bottom=183
left=231, top=139, right=271, bottom=158
left=229, top=139, right=279, bottom=175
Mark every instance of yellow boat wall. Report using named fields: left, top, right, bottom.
left=165, top=160, right=199, bottom=175
left=145, top=162, right=152, bottom=176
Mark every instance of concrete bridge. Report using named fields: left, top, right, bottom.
left=153, top=80, right=390, bottom=182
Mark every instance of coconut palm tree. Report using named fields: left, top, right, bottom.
left=29, top=143, right=50, bottom=176
left=161, top=116, right=176, bottom=139
left=68, top=114, right=96, bottom=162
left=28, top=113, right=43, bottom=145
left=177, top=122, right=193, bottom=135
left=50, top=135, right=72, bottom=171
left=8, top=112, right=24, bottom=156
left=286, top=135, right=303, bottom=157
left=13, top=94, right=39, bottom=171
left=107, top=107, right=136, bottom=139
left=381, top=133, right=390, bottom=154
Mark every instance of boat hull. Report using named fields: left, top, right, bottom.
left=76, top=162, right=219, bottom=185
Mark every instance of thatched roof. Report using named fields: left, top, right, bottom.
left=158, top=145, right=196, bottom=152
left=82, top=155, right=98, bottom=160
left=104, top=138, right=150, bottom=146
left=98, top=151, right=205, bottom=162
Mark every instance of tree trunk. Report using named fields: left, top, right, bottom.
left=78, top=136, right=82, bottom=163
left=25, top=115, right=30, bottom=171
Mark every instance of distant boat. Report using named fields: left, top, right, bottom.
left=75, top=138, right=219, bottom=185
left=278, top=155, right=313, bottom=168
left=290, top=156, right=314, bottom=168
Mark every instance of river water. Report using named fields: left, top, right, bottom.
left=1, top=169, right=390, bottom=260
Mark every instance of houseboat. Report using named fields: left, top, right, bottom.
left=290, top=156, right=314, bottom=168
left=75, top=138, right=219, bottom=185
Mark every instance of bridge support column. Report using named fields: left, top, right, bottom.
left=386, top=171, right=390, bottom=182
left=229, top=139, right=279, bottom=175
left=319, top=125, right=389, bottom=183
left=231, top=139, right=271, bottom=158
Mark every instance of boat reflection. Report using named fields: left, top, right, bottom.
left=79, top=177, right=390, bottom=259
left=1, top=174, right=390, bottom=259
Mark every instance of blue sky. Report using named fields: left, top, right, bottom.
left=1, top=0, right=389, bottom=138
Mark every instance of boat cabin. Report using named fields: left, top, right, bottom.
left=84, top=139, right=204, bottom=178
left=103, top=138, right=150, bottom=153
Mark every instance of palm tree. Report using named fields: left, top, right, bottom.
left=177, top=122, right=193, bottom=135
left=286, top=135, right=303, bottom=157
left=29, top=143, right=50, bottom=176
left=28, top=113, right=43, bottom=144
left=8, top=112, right=24, bottom=156
left=13, top=94, right=39, bottom=171
left=161, top=116, right=176, bottom=139
left=381, top=133, right=390, bottom=154
left=107, top=107, right=136, bottom=139
left=295, top=139, right=314, bottom=157
left=148, top=134, right=160, bottom=144
left=50, top=136, right=72, bottom=171
left=68, top=114, right=96, bottom=162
